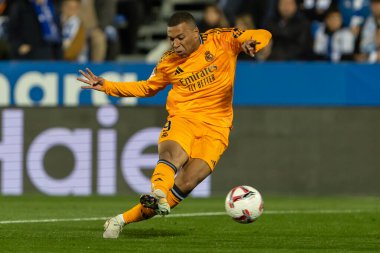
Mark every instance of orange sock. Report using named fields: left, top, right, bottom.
left=122, top=204, right=156, bottom=224
left=150, top=160, right=176, bottom=194
left=167, top=189, right=182, bottom=208
left=122, top=190, right=183, bottom=224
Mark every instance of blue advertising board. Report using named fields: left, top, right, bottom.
left=0, top=61, right=379, bottom=106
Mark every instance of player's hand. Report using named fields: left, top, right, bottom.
left=77, top=68, right=105, bottom=91
left=242, top=40, right=261, bottom=57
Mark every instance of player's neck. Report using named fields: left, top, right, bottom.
left=190, top=35, right=202, bottom=55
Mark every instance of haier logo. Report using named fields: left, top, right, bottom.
left=0, top=107, right=210, bottom=197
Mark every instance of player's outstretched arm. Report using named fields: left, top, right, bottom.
left=77, top=68, right=105, bottom=92
left=77, top=65, right=169, bottom=98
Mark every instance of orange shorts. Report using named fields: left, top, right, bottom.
left=158, top=116, right=230, bottom=171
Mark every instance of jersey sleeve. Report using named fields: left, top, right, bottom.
left=222, top=28, right=272, bottom=55
left=102, top=61, right=170, bottom=98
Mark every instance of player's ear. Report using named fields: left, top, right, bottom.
left=194, top=26, right=199, bottom=38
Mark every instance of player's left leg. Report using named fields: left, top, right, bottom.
left=174, top=158, right=212, bottom=195
left=140, top=140, right=189, bottom=215
left=139, top=118, right=193, bottom=215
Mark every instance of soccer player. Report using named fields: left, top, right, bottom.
left=77, top=12, right=271, bottom=239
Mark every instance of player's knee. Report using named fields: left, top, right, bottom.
left=176, top=178, right=197, bottom=194
left=159, top=149, right=187, bottom=168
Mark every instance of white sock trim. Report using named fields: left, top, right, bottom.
left=117, top=214, right=126, bottom=224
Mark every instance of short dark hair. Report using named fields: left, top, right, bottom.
left=167, top=12, right=197, bottom=28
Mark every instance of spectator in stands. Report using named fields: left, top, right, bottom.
left=238, top=0, right=275, bottom=28
left=61, top=0, right=86, bottom=61
left=116, top=0, right=143, bottom=55
left=219, top=0, right=276, bottom=28
left=8, top=0, right=62, bottom=60
left=338, top=0, right=371, bottom=37
left=358, top=0, right=380, bottom=59
left=235, top=13, right=256, bottom=30
left=300, top=0, right=338, bottom=22
left=80, top=0, right=117, bottom=62
left=0, top=0, right=9, bottom=59
left=0, top=0, right=5, bottom=13
left=313, top=7, right=355, bottom=61
left=263, top=0, right=313, bottom=61
left=218, top=0, right=243, bottom=25
left=366, top=25, right=380, bottom=62
left=198, top=4, right=229, bottom=32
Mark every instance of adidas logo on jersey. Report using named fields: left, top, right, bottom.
left=174, top=66, right=184, bottom=75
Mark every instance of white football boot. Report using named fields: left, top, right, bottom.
left=103, top=214, right=125, bottom=239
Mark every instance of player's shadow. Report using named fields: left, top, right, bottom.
left=122, top=228, right=188, bottom=238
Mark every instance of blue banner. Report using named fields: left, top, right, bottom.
left=0, top=61, right=379, bottom=106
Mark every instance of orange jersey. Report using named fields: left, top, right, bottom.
left=103, top=28, right=271, bottom=127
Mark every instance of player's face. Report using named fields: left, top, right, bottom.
left=167, top=22, right=200, bottom=58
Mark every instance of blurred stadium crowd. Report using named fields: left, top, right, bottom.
left=0, top=0, right=379, bottom=63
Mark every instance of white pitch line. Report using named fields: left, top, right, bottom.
left=0, top=217, right=110, bottom=224
left=0, top=209, right=376, bottom=225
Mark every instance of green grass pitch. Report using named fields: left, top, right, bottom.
left=0, top=196, right=379, bottom=253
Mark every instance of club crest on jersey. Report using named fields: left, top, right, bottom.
left=205, top=51, right=215, bottom=62
left=232, top=28, right=244, bottom=38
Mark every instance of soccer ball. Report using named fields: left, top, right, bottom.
left=225, top=185, right=264, bottom=224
